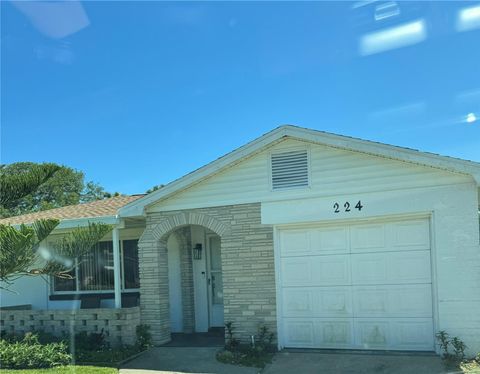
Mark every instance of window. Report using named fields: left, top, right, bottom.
left=79, top=241, right=114, bottom=291
left=53, top=239, right=140, bottom=292
left=122, top=240, right=140, bottom=289
left=271, top=150, right=309, bottom=190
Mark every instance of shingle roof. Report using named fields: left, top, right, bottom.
left=0, top=195, right=145, bottom=225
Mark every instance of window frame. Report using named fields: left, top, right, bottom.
left=51, top=239, right=140, bottom=295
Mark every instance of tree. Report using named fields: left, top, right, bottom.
left=0, top=162, right=116, bottom=218
left=81, top=181, right=119, bottom=202
left=0, top=163, right=112, bottom=289
left=146, top=184, right=164, bottom=194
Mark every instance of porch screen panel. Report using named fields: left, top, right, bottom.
left=53, top=269, right=76, bottom=291
left=122, top=239, right=140, bottom=289
left=79, top=241, right=114, bottom=291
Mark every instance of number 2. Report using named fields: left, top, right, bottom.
left=344, top=202, right=350, bottom=212
left=333, top=203, right=340, bottom=213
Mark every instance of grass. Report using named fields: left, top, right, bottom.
left=460, top=359, right=480, bottom=373
left=0, top=366, right=118, bottom=374
left=75, top=346, right=144, bottom=364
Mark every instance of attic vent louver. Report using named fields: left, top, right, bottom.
left=271, top=150, right=309, bottom=190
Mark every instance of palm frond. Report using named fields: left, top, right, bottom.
left=31, top=219, right=59, bottom=249
left=0, top=224, right=36, bottom=281
left=41, top=222, right=113, bottom=277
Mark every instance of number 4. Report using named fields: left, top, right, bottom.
left=355, top=200, right=363, bottom=211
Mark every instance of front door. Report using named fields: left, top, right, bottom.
left=207, top=235, right=224, bottom=327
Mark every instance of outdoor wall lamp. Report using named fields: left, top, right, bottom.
left=193, top=243, right=202, bottom=260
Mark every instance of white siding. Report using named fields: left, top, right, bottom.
left=149, top=139, right=472, bottom=212
left=0, top=277, right=49, bottom=309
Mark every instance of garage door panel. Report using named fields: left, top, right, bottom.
left=355, top=320, right=391, bottom=349
left=283, top=318, right=354, bottom=348
left=315, top=319, right=354, bottom=348
left=390, top=251, right=431, bottom=283
left=283, top=287, right=353, bottom=317
left=282, top=256, right=350, bottom=286
left=351, top=224, right=386, bottom=252
left=354, top=318, right=434, bottom=350
left=353, top=284, right=432, bottom=318
left=351, top=220, right=430, bottom=253
left=392, top=319, right=434, bottom=350
left=280, top=230, right=311, bottom=256
left=352, top=250, right=431, bottom=285
left=282, top=289, right=313, bottom=317
left=312, top=227, right=349, bottom=255
left=390, top=220, right=430, bottom=250
left=284, top=320, right=315, bottom=347
left=281, top=258, right=313, bottom=285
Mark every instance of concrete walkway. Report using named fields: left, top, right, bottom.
left=120, top=347, right=260, bottom=374
left=262, top=350, right=454, bottom=374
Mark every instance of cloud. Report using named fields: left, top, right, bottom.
left=12, top=0, right=89, bottom=39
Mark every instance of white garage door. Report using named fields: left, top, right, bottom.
left=278, top=217, right=434, bottom=351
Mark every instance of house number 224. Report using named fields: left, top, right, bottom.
left=333, top=200, right=363, bottom=213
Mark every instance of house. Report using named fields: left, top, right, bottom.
left=1, top=125, right=480, bottom=355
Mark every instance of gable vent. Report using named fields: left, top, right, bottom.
left=271, top=150, right=309, bottom=190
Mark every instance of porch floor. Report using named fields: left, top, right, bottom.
left=161, top=328, right=225, bottom=347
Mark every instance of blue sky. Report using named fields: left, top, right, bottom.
left=2, top=1, right=479, bottom=195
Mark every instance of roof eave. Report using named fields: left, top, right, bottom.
left=8, top=215, right=120, bottom=231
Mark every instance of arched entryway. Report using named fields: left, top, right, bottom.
left=138, top=212, right=229, bottom=344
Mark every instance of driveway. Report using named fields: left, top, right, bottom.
left=263, top=350, right=453, bottom=374
left=120, top=347, right=260, bottom=374
left=121, top=347, right=455, bottom=374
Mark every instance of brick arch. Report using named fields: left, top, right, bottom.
left=138, top=211, right=230, bottom=345
left=150, top=212, right=230, bottom=243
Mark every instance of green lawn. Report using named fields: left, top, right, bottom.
left=460, top=360, right=480, bottom=373
left=0, top=366, right=118, bottom=374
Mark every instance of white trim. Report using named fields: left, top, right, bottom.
left=112, top=228, right=121, bottom=308
left=429, top=211, right=441, bottom=355
left=119, top=125, right=480, bottom=217
left=51, top=289, right=140, bottom=296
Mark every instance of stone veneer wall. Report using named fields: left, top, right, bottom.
left=138, top=203, right=276, bottom=345
left=0, top=307, right=140, bottom=346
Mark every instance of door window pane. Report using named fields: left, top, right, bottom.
left=212, top=272, right=223, bottom=304
left=209, top=236, right=221, bottom=271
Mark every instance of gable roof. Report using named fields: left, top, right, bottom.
left=119, top=125, right=480, bottom=217
left=0, top=195, right=145, bottom=225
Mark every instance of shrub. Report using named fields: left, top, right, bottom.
left=217, top=322, right=274, bottom=368
left=436, top=330, right=468, bottom=366
left=225, top=321, right=240, bottom=351
left=0, top=333, right=71, bottom=369
left=75, top=330, right=108, bottom=351
left=135, top=324, right=152, bottom=350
